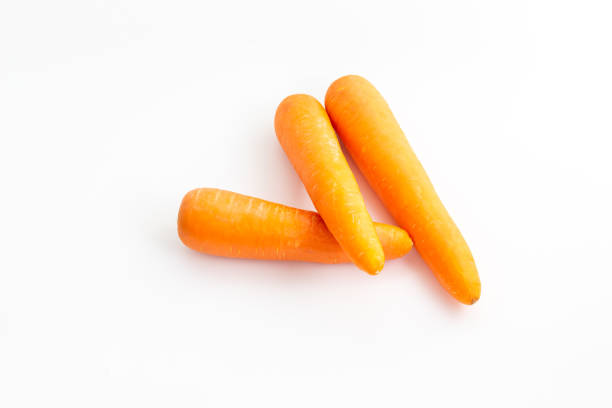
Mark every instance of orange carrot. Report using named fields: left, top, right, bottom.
left=325, top=75, right=481, bottom=304
left=274, top=94, right=385, bottom=274
left=178, top=188, right=412, bottom=263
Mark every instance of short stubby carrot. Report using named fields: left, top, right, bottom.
left=274, top=94, right=385, bottom=274
left=178, top=188, right=413, bottom=263
left=325, top=75, right=481, bottom=304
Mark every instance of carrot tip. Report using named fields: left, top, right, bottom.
left=466, top=297, right=479, bottom=305
left=458, top=284, right=481, bottom=305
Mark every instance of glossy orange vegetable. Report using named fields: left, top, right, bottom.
left=178, top=188, right=413, bottom=263
left=325, top=75, right=481, bottom=304
left=275, top=94, right=385, bottom=274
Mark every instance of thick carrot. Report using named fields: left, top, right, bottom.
left=178, top=188, right=412, bottom=263
left=325, top=75, right=481, bottom=304
left=274, top=94, right=385, bottom=274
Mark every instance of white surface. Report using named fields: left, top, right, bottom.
left=1, top=1, right=611, bottom=406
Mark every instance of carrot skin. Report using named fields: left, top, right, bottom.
left=274, top=94, right=385, bottom=274
left=178, top=188, right=413, bottom=263
left=325, top=75, right=481, bottom=304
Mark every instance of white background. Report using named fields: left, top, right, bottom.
left=1, top=0, right=611, bottom=406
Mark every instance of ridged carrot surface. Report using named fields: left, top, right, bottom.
left=178, top=188, right=412, bottom=263
left=274, top=94, right=385, bottom=274
left=325, top=75, right=481, bottom=304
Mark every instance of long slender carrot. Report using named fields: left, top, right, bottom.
left=325, top=75, right=481, bottom=304
left=274, top=94, right=385, bottom=274
left=178, top=188, right=412, bottom=263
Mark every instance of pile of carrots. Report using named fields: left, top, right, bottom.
left=178, top=75, right=481, bottom=305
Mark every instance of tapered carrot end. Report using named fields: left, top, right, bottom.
left=356, top=252, right=385, bottom=276
left=470, top=281, right=482, bottom=304
left=462, top=289, right=481, bottom=306
left=432, top=257, right=481, bottom=305
left=373, top=223, right=413, bottom=260
left=467, top=297, right=480, bottom=305
left=453, top=278, right=481, bottom=305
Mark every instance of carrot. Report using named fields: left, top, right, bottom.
left=274, top=94, right=385, bottom=274
left=325, top=75, right=481, bottom=304
left=178, top=188, right=413, bottom=263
